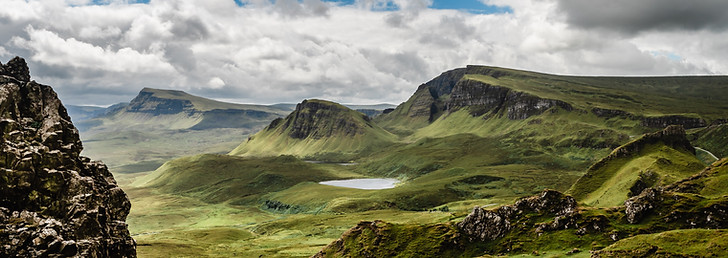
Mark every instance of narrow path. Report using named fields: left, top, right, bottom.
left=695, top=147, right=719, bottom=161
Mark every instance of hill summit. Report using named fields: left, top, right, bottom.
left=230, top=99, right=396, bottom=159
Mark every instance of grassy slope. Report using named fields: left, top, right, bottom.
left=576, top=143, right=703, bottom=207
left=569, top=135, right=705, bottom=208
left=597, top=229, right=728, bottom=257
left=80, top=128, right=251, bottom=173
left=230, top=99, right=397, bottom=159
left=691, top=124, right=728, bottom=159
left=670, top=158, right=728, bottom=198
left=111, top=68, right=728, bottom=256
left=137, top=154, right=355, bottom=205
left=464, top=69, right=728, bottom=120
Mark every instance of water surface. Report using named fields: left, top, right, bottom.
left=319, top=178, right=399, bottom=190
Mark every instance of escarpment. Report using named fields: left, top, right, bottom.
left=125, top=88, right=195, bottom=115
left=0, top=57, right=136, bottom=257
left=447, top=79, right=573, bottom=119
left=280, top=99, right=368, bottom=139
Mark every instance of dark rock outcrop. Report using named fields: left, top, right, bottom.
left=640, top=115, right=706, bottom=129
left=0, top=57, right=136, bottom=257
left=278, top=100, right=368, bottom=139
left=447, top=80, right=572, bottom=119
left=395, top=66, right=572, bottom=122
left=458, top=190, right=576, bottom=241
left=591, top=107, right=631, bottom=119
left=624, top=187, right=728, bottom=228
left=126, top=88, right=194, bottom=115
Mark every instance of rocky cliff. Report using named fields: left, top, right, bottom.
left=382, top=66, right=567, bottom=124
left=125, top=88, right=195, bottom=115
left=447, top=79, right=572, bottom=119
left=458, top=190, right=577, bottom=242
left=277, top=99, right=369, bottom=139
left=0, top=57, right=136, bottom=257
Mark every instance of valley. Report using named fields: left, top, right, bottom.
left=76, top=66, right=728, bottom=257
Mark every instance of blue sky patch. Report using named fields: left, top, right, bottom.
left=232, top=0, right=511, bottom=14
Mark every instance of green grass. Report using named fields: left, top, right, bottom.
left=691, top=123, right=728, bottom=158
left=568, top=126, right=706, bottom=207
left=80, top=128, right=250, bottom=173
left=94, top=68, right=728, bottom=257
left=137, top=154, right=354, bottom=205
left=596, top=229, right=728, bottom=257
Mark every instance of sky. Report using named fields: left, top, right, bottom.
left=1, top=0, right=728, bottom=106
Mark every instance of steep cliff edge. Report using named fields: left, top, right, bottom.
left=230, top=99, right=396, bottom=159
left=0, top=57, right=136, bottom=257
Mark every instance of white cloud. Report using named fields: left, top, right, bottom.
left=207, top=77, right=225, bottom=89
left=0, top=0, right=726, bottom=107
left=12, top=27, right=175, bottom=74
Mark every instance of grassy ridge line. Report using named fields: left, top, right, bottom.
left=138, top=87, right=289, bottom=113
left=568, top=126, right=705, bottom=207
left=464, top=67, right=728, bottom=119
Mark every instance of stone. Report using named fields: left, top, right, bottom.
left=0, top=57, right=136, bottom=257
left=458, top=189, right=577, bottom=242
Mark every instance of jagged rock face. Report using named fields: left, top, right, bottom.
left=278, top=100, right=367, bottom=139
left=458, top=190, right=576, bottom=242
left=447, top=80, right=573, bottom=119
left=125, top=88, right=194, bottom=115
left=641, top=115, right=706, bottom=129
left=0, top=57, right=136, bottom=257
left=394, top=66, right=573, bottom=123
left=624, top=187, right=728, bottom=228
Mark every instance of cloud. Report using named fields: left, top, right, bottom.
left=12, top=27, right=175, bottom=74
left=0, top=0, right=726, bottom=107
left=556, top=0, right=728, bottom=34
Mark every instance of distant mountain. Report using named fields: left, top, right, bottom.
left=229, top=99, right=396, bottom=159
left=66, top=105, right=107, bottom=122
left=77, top=88, right=289, bottom=132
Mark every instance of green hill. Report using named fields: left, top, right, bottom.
left=229, top=99, right=397, bottom=159
left=377, top=66, right=728, bottom=136
left=568, top=125, right=705, bottom=207
left=690, top=123, right=728, bottom=159
left=137, top=154, right=347, bottom=205
left=668, top=158, right=728, bottom=198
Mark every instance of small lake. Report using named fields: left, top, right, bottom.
left=319, top=178, right=400, bottom=190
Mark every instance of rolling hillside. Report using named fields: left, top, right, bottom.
left=77, top=88, right=289, bottom=174
left=568, top=125, right=705, bottom=207
left=119, top=65, right=728, bottom=257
